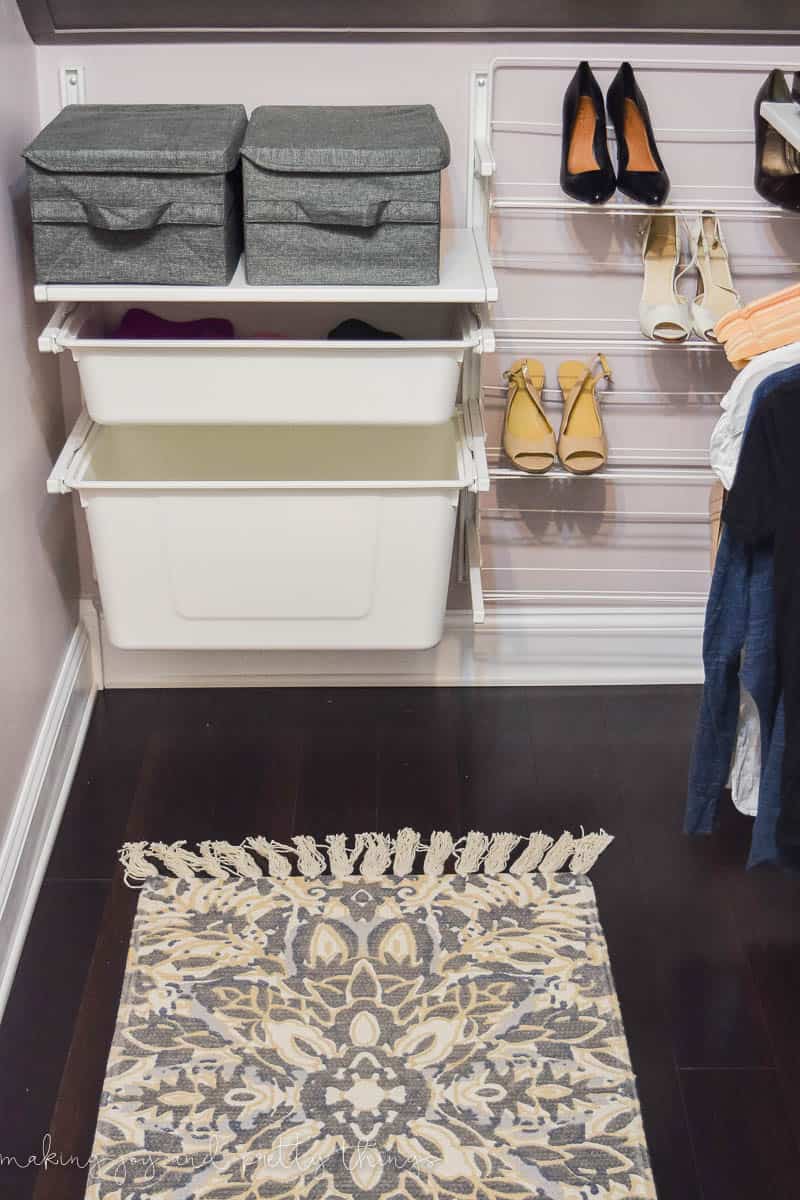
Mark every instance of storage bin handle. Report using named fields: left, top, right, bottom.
left=295, top=200, right=388, bottom=228
left=80, top=201, right=172, bottom=231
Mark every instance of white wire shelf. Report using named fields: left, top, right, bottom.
left=490, top=196, right=791, bottom=217
left=490, top=251, right=800, bottom=277
left=487, top=447, right=710, bottom=468
left=489, top=463, right=715, bottom=483
left=483, top=385, right=725, bottom=407
left=492, top=119, right=753, bottom=145
left=483, top=589, right=709, bottom=607
left=493, top=333, right=726, bottom=352
left=483, top=505, right=709, bottom=522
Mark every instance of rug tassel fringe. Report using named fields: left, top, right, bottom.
left=484, top=832, right=522, bottom=876
left=508, top=832, right=554, bottom=875
left=326, top=833, right=365, bottom=879
left=292, top=835, right=327, bottom=879
left=538, top=832, right=576, bottom=874
left=151, top=840, right=208, bottom=879
left=570, top=829, right=615, bottom=874
left=393, top=827, right=420, bottom=876
left=118, top=827, right=614, bottom=887
left=423, top=830, right=454, bottom=875
left=244, top=836, right=292, bottom=878
left=119, top=841, right=159, bottom=887
left=455, top=831, right=489, bottom=876
left=360, top=833, right=393, bottom=879
left=208, top=841, right=262, bottom=879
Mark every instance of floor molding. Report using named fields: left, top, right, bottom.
left=97, top=603, right=705, bottom=688
left=0, top=624, right=97, bottom=1020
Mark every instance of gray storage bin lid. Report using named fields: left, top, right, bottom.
left=23, top=104, right=248, bottom=175
left=241, top=105, right=450, bottom=174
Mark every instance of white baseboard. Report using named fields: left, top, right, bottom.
left=0, top=625, right=97, bottom=1020
left=96, top=603, right=704, bottom=688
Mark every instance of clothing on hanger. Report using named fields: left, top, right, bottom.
left=709, top=479, right=725, bottom=569
left=709, top=340, right=800, bottom=491
left=715, top=282, right=800, bottom=368
left=723, top=367, right=800, bottom=868
left=729, top=685, right=760, bottom=817
left=688, top=363, right=800, bottom=863
left=685, top=525, right=780, bottom=861
left=708, top=354, right=800, bottom=820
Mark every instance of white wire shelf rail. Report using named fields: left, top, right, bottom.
left=487, top=446, right=711, bottom=469
left=488, top=463, right=715, bottom=484
left=482, top=384, right=725, bottom=408
left=482, top=505, right=710, bottom=523
left=482, top=589, right=710, bottom=607
left=483, top=56, right=800, bottom=220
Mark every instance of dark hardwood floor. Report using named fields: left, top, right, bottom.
left=0, top=685, right=798, bottom=1200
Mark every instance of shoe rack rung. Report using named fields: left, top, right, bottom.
left=490, top=197, right=795, bottom=217
left=488, top=464, right=715, bottom=484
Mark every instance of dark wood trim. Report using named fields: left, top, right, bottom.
left=15, top=0, right=800, bottom=43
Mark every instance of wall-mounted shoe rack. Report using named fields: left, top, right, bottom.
left=468, top=56, right=800, bottom=618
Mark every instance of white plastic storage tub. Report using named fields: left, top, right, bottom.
left=50, top=416, right=477, bottom=650
left=42, top=302, right=487, bottom=426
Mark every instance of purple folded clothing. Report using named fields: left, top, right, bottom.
left=111, top=308, right=235, bottom=340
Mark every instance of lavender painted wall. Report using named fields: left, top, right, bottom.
left=0, top=0, right=77, bottom=842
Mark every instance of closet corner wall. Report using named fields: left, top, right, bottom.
left=32, top=41, right=796, bottom=687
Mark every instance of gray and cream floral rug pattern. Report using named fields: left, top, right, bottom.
left=87, top=873, right=656, bottom=1199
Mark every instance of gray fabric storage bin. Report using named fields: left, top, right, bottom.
left=23, top=104, right=247, bottom=285
left=241, top=106, right=450, bottom=286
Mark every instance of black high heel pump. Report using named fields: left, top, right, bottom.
left=560, top=62, right=616, bottom=205
left=754, top=70, right=800, bottom=212
left=606, top=62, right=669, bottom=206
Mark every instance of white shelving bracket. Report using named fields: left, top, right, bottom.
left=474, top=135, right=496, bottom=179
left=47, top=410, right=92, bottom=495
left=461, top=305, right=495, bottom=355
left=59, top=65, right=85, bottom=108
left=37, top=301, right=77, bottom=353
left=465, top=500, right=485, bottom=625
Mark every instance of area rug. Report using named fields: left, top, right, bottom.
left=85, top=830, right=656, bottom=1199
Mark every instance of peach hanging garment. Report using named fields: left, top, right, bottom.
left=715, top=282, right=800, bottom=368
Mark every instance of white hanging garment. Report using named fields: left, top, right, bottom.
left=727, top=685, right=760, bottom=817
left=710, top=341, right=800, bottom=490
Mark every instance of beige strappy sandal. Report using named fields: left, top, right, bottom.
left=502, top=358, right=557, bottom=474
left=557, top=354, right=612, bottom=475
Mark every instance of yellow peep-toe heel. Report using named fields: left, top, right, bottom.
left=502, top=358, right=557, bottom=474
left=557, top=354, right=612, bottom=475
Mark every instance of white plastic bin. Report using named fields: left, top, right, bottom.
left=50, top=416, right=476, bottom=650
left=43, top=302, right=486, bottom=426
